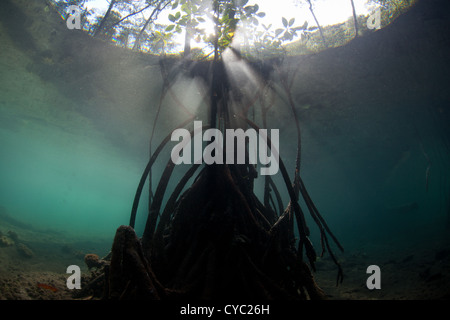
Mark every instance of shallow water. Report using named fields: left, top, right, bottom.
left=1, top=0, right=450, bottom=300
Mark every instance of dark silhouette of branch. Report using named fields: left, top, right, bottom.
left=133, top=0, right=171, bottom=51
left=93, top=0, right=118, bottom=37
left=184, top=19, right=193, bottom=57
left=350, top=0, right=358, bottom=38
left=306, top=0, right=327, bottom=49
left=109, top=2, right=154, bottom=30
left=129, top=117, right=194, bottom=229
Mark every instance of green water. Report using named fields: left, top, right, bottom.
left=0, top=38, right=449, bottom=251
left=0, top=111, right=145, bottom=239
left=1, top=0, right=450, bottom=301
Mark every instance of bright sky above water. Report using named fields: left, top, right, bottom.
left=82, top=0, right=375, bottom=52
left=251, top=0, right=371, bottom=27
left=86, top=0, right=373, bottom=28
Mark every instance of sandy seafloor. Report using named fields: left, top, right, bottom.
left=1, top=211, right=449, bottom=301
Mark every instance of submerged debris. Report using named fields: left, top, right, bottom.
left=16, top=243, right=34, bottom=258
left=84, top=253, right=107, bottom=270
left=0, top=235, right=14, bottom=247
left=70, top=254, right=110, bottom=300
left=37, top=282, right=58, bottom=293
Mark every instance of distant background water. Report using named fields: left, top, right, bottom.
left=2, top=87, right=447, bottom=252
left=0, top=109, right=146, bottom=240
